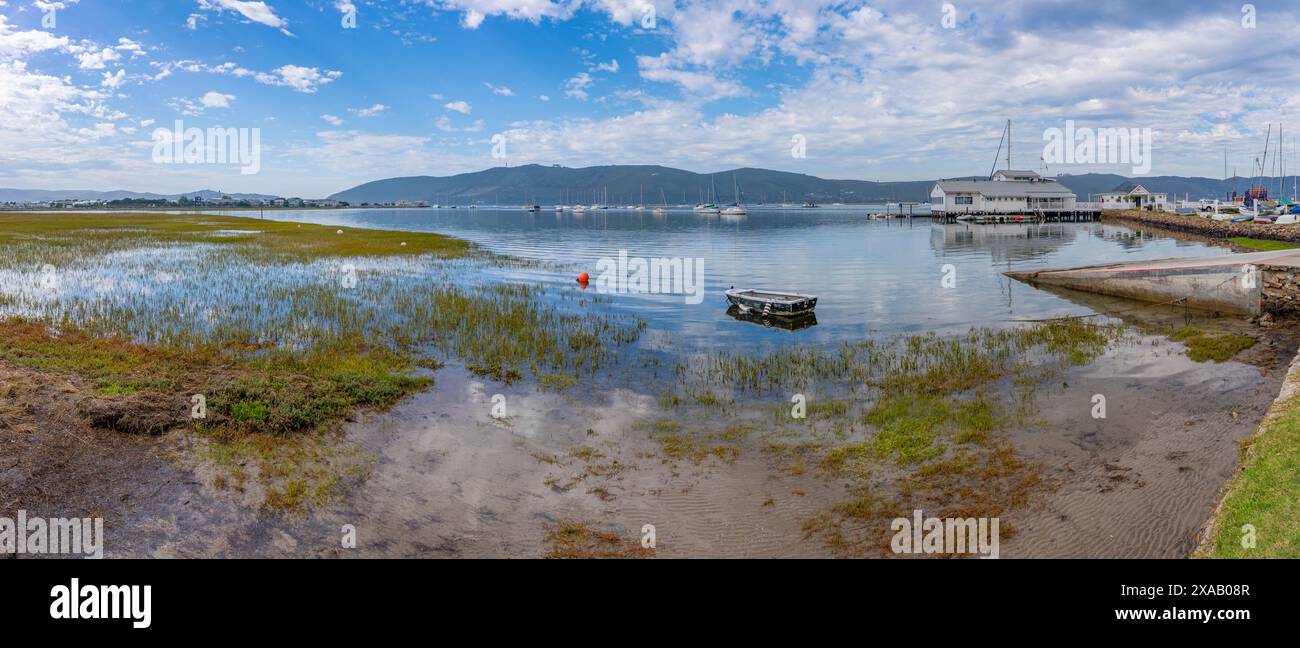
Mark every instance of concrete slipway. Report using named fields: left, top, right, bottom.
left=1006, top=249, right=1300, bottom=316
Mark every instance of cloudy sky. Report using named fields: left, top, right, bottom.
left=1, top=0, right=1298, bottom=197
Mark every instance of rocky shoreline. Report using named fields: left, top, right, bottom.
left=1103, top=209, right=1300, bottom=242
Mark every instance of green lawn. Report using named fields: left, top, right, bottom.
left=1200, top=397, right=1300, bottom=558
left=1228, top=237, right=1300, bottom=252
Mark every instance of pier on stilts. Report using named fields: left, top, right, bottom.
left=936, top=207, right=1102, bottom=224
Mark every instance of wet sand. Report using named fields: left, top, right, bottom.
left=1003, top=331, right=1293, bottom=557
left=106, top=368, right=842, bottom=558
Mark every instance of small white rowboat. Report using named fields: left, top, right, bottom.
left=725, top=288, right=818, bottom=317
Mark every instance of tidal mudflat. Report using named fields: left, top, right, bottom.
left=0, top=211, right=1290, bottom=558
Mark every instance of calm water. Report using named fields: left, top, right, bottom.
left=183, top=207, right=1234, bottom=350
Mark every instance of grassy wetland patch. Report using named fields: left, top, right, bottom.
left=659, top=319, right=1127, bottom=555
left=0, top=212, right=643, bottom=510
left=0, top=212, right=471, bottom=265
left=543, top=520, right=655, bottom=559
left=1168, top=326, right=1258, bottom=363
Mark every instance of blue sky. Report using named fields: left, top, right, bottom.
left=1, top=0, right=1299, bottom=197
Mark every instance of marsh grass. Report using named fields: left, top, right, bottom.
left=655, top=430, right=741, bottom=464
left=0, top=213, right=644, bottom=510
left=543, top=521, right=655, bottom=559
left=1169, top=326, right=1258, bottom=363
left=195, top=424, right=373, bottom=512
left=680, top=319, right=1117, bottom=396
left=0, top=212, right=471, bottom=265
left=660, top=319, right=1125, bottom=555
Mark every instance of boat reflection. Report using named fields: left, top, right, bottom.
left=725, top=305, right=818, bottom=331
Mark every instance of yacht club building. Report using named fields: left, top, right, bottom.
left=931, top=170, right=1095, bottom=221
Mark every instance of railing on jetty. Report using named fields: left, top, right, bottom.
left=935, top=202, right=1103, bottom=224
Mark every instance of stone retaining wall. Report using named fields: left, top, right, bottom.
left=1262, top=266, right=1300, bottom=318
left=1104, top=209, right=1300, bottom=242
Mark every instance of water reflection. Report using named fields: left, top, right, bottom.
left=725, top=305, right=818, bottom=331
left=57, top=208, right=1239, bottom=349
left=929, top=222, right=1081, bottom=264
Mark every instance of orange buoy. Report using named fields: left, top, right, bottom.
left=577, top=272, right=590, bottom=284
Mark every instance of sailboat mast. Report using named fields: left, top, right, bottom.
left=1278, top=125, right=1285, bottom=199
left=1261, top=124, right=1272, bottom=179
left=1006, top=119, right=1012, bottom=171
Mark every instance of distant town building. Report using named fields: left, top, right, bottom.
left=931, top=170, right=1079, bottom=215
left=1098, top=183, right=1169, bottom=211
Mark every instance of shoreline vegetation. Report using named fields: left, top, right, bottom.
left=665, top=320, right=1130, bottom=555
left=0, top=210, right=1288, bottom=556
left=0, top=212, right=644, bottom=511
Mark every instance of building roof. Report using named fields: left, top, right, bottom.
left=993, top=169, right=1042, bottom=180
left=1104, top=182, right=1165, bottom=196
left=933, top=179, right=1076, bottom=198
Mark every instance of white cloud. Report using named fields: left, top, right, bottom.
left=254, top=64, right=342, bottom=93
left=444, top=100, right=471, bottom=114
left=349, top=103, right=387, bottom=117
left=149, top=60, right=340, bottom=93
left=635, top=53, right=745, bottom=97
left=460, top=10, right=485, bottom=29
left=74, top=46, right=121, bottom=70
left=100, top=68, right=126, bottom=89
left=435, top=0, right=574, bottom=29
left=115, top=38, right=145, bottom=56
left=594, top=58, right=619, bottom=73
left=76, top=122, right=117, bottom=140
left=166, top=91, right=234, bottom=116
left=196, top=0, right=291, bottom=35
left=200, top=91, right=235, bottom=108
left=0, top=14, right=68, bottom=59
left=33, top=1, right=81, bottom=13
left=564, top=72, right=592, bottom=100
left=321, top=114, right=344, bottom=126
left=485, top=82, right=514, bottom=96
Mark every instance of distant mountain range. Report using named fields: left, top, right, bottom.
left=330, top=165, right=1296, bottom=205
left=5, top=166, right=1293, bottom=205
left=0, top=188, right=280, bottom=202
